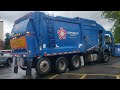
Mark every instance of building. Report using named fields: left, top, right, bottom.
left=0, top=20, right=4, bottom=50
left=0, top=39, right=4, bottom=50
left=0, top=20, right=3, bottom=41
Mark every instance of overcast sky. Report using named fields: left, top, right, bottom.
left=0, top=11, right=114, bottom=40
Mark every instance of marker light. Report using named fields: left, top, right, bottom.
left=23, top=55, right=26, bottom=57
left=26, top=32, right=30, bottom=34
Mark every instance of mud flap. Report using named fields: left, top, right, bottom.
left=26, top=58, right=33, bottom=77
left=14, top=65, right=18, bottom=73
left=80, top=56, right=84, bottom=66
left=14, top=57, right=18, bottom=74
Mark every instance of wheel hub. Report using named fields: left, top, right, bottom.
left=73, top=58, right=79, bottom=67
left=104, top=55, right=108, bottom=62
left=58, top=60, right=66, bottom=70
left=40, top=60, right=49, bottom=72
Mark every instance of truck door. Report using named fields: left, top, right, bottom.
left=104, top=31, right=114, bottom=54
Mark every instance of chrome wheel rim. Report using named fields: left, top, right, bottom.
left=104, top=55, right=108, bottom=62
left=73, top=58, right=79, bottom=67
left=58, top=60, right=66, bottom=70
left=40, top=60, right=49, bottom=72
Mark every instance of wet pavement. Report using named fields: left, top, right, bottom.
left=0, top=56, right=120, bottom=79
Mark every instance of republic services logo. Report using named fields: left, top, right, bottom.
left=57, top=27, right=66, bottom=40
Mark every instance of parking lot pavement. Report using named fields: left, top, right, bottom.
left=48, top=73, right=118, bottom=79
left=0, top=56, right=120, bottom=79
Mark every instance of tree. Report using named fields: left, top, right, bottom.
left=101, top=11, right=120, bottom=44
left=4, top=33, right=11, bottom=49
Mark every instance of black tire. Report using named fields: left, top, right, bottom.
left=6, top=59, right=12, bottom=66
left=102, top=52, right=110, bottom=63
left=55, top=57, right=68, bottom=74
left=97, top=53, right=102, bottom=63
left=68, top=55, right=81, bottom=70
left=35, top=58, right=51, bottom=75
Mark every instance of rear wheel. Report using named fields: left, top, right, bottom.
left=102, top=52, right=110, bottom=63
left=55, top=57, right=68, bottom=74
left=68, top=55, right=81, bottom=70
left=35, top=58, right=51, bottom=75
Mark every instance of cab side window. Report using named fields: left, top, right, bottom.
left=105, top=34, right=112, bottom=45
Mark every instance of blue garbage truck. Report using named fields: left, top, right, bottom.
left=10, top=12, right=115, bottom=76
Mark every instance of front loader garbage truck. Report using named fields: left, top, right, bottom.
left=10, top=12, right=114, bottom=76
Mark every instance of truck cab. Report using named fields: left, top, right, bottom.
left=94, top=30, right=114, bottom=63
left=104, top=31, right=114, bottom=55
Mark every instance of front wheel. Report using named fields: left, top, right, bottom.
left=102, top=52, right=110, bottom=63
left=35, top=58, right=51, bottom=75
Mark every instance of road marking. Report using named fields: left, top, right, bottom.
left=112, top=66, right=120, bottom=68
left=64, top=73, right=117, bottom=76
left=80, top=74, right=87, bottom=79
left=86, top=74, right=116, bottom=76
left=116, top=75, right=120, bottom=79
left=64, top=73, right=84, bottom=76
left=48, top=73, right=118, bottom=79
left=49, top=74, right=59, bottom=79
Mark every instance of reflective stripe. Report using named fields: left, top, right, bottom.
left=45, top=51, right=80, bottom=56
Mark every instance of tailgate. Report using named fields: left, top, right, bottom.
left=10, top=36, right=27, bottom=50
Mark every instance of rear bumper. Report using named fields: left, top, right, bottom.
left=13, top=57, right=33, bottom=73
left=12, top=52, right=29, bottom=57
left=13, top=57, right=34, bottom=68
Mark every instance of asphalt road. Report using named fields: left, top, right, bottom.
left=0, top=56, right=120, bottom=79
